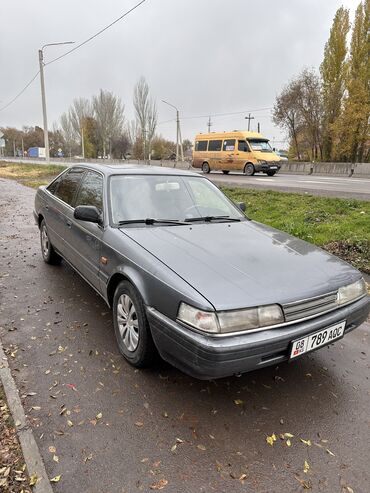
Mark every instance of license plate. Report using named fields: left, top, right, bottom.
left=290, top=321, right=346, bottom=359
left=270, top=166, right=278, bottom=169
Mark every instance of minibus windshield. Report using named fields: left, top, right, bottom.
left=248, top=139, right=273, bottom=152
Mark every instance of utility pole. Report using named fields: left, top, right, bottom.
left=207, top=116, right=212, bottom=133
left=13, top=140, right=16, bottom=157
left=162, top=100, right=184, bottom=163
left=245, top=113, right=255, bottom=131
left=38, top=42, right=74, bottom=164
left=38, top=49, right=50, bottom=163
left=81, top=126, right=85, bottom=159
left=21, top=137, right=24, bottom=157
left=257, top=122, right=260, bottom=133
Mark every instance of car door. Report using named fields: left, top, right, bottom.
left=70, top=170, right=104, bottom=291
left=46, top=168, right=86, bottom=257
left=220, top=139, right=236, bottom=170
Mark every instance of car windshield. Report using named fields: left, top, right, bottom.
left=248, top=139, right=273, bottom=152
left=110, top=175, right=245, bottom=224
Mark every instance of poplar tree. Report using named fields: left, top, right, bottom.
left=334, top=0, right=369, bottom=162
left=320, top=7, right=350, bottom=161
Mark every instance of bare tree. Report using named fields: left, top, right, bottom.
left=133, top=77, right=157, bottom=159
left=273, top=78, right=303, bottom=159
left=69, top=97, right=93, bottom=139
left=59, top=112, right=76, bottom=158
left=93, top=89, right=124, bottom=157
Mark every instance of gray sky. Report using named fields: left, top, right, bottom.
left=0, top=0, right=359, bottom=148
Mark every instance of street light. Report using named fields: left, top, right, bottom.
left=161, top=100, right=184, bottom=163
left=39, top=41, right=74, bottom=162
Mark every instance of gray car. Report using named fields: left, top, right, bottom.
left=33, top=164, right=370, bottom=379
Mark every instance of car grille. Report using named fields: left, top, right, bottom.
left=282, top=292, right=338, bottom=322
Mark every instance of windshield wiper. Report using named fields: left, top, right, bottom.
left=185, top=215, right=241, bottom=223
left=118, top=218, right=187, bottom=226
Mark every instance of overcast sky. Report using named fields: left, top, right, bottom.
left=0, top=0, right=359, bottom=148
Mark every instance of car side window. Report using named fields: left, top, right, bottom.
left=238, top=140, right=250, bottom=152
left=54, top=168, right=85, bottom=206
left=223, top=139, right=235, bottom=151
left=75, top=171, right=103, bottom=212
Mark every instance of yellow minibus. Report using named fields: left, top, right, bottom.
left=192, top=130, right=281, bottom=176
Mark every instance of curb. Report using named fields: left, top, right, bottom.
left=0, top=340, right=53, bottom=493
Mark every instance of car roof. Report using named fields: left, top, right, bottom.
left=69, top=163, right=200, bottom=177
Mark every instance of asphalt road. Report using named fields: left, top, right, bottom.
left=206, top=172, right=370, bottom=201
left=1, top=178, right=370, bottom=493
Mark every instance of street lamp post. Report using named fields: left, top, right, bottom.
left=161, top=100, right=184, bottom=163
left=39, top=42, right=74, bottom=163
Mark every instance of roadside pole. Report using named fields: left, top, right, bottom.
left=38, top=49, right=50, bottom=163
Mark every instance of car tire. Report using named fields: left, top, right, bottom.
left=40, top=220, right=61, bottom=265
left=202, top=162, right=211, bottom=174
left=222, top=170, right=230, bottom=174
left=244, top=163, right=255, bottom=176
left=267, top=171, right=276, bottom=176
left=113, top=281, right=157, bottom=368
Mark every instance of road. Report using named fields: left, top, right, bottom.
left=206, top=172, right=370, bottom=201
left=0, top=178, right=370, bottom=493
left=2, top=157, right=370, bottom=200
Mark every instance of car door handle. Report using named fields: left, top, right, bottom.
left=66, top=220, right=72, bottom=228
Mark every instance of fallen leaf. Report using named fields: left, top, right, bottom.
left=266, top=433, right=277, bottom=446
left=50, top=475, right=61, bottom=483
left=304, top=460, right=310, bottom=474
left=300, top=438, right=312, bottom=446
left=326, top=448, right=335, bottom=456
left=67, top=420, right=73, bottom=427
left=197, top=444, right=207, bottom=451
left=96, top=412, right=102, bottom=420
left=48, top=446, right=56, bottom=454
left=53, top=455, right=59, bottom=463
left=135, top=421, right=144, bottom=427
left=286, top=439, right=292, bottom=447
left=29, top=474, right=39, bottom=486
left=150, top=479, right=168, bottom=490
left=284, top=433, right=294, bottom=438
left=234, top=399, right=244, bottom=405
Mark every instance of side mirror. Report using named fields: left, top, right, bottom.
left=74, top=205, right=102, bottom=224
left=236, top=202, right=246, bottom=212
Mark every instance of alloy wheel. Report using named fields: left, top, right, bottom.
left=116, top=294, right=139, bottom=352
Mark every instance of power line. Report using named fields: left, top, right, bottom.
left=45, top=0, right=147, bottom=66
left=0, top=71, right=40, bottom=113
left=180, top=106, right=273, bottom=121
left=0, top=0, right=148, bottom=114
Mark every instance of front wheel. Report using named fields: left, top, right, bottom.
left=113, top=281, right=157, bottom=368
left=267, top=171, right=277, bottom=176
left=202, top=162, right=211, bottom=174
left=244, top=163, right=255, bottom=176
left=40, top=220, right=61, bottom=265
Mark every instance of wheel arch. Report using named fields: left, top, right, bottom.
left=106, top=268, right=148, bottom=309
left=38, top=213, right=45, bottom=228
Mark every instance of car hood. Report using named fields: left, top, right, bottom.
left=121, top=221, right=360, bottom=311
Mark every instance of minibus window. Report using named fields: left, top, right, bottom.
left=208, top=140, right=222, bottom=151
left=222, top=139, right=235, bottom=151
left=195, top=141, right=208, bottom=151
left=238, top=140, right=250, bottom=152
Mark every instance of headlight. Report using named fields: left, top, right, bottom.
left=337, top=278, right=367, bottom=305
left=257, top=159, right=267, bottom=164
left=218, top=304, right=284, bottom=333
left=178, top=302, right=284, bottom=334
left=177, top=303, right=219, bottom=333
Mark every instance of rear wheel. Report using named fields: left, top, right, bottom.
left=202, top=162, right=210, bottom=174
left=267, top=171, right=276, bottom=176
left=222, top=170, right=230, bottom=174
left=113, top=281, right=157, bottom=368
left=244, top=163, right=255, bottom=176
left=40, top=220, right=61, bottom=265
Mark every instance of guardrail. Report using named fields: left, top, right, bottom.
left=279, top=161, right=370, bottom=178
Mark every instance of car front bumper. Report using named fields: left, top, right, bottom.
left=147, top=295, right=370, bottom=379
left=254, top=161, right=281, bottom=173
